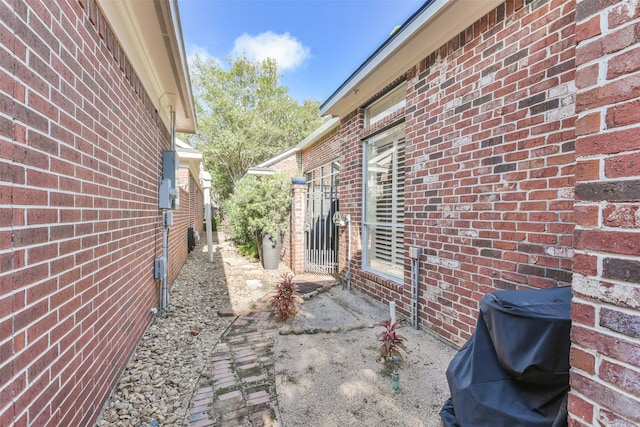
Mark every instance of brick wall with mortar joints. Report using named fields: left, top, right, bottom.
left=192, top=175, right=204, bottom=235
left=0, top=0, right=186, bottom=425
left=402, top=0, right=577, bottom=346
left=570, top=0, right=640, bottom=425
left=289, top=182, right=306, bottom=272
left=189, top=174, right=196, bottom=227
left=328, top=0, right=577, bottom=348
left=269, top=153, right=301, bottom=178
left=169, top=187, right=190, bottom=285
left=300, top=126, right=340, bottom=174
left=333, top=111, right=366, bottom=287
left=261, top=153, right=301, bottom=268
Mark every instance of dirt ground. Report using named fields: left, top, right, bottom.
left=273, top=285, right=457, bottom=427
left=97, top=232, right=457, bottom=426
left=214, top=231, right=459, bottom=426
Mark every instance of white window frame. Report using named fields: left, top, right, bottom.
left=362, top=123, right=406, bottom=281
left=365, top=84, right=406, bottom=128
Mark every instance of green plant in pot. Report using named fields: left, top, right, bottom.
left=224, top=173, right=292, bottom=269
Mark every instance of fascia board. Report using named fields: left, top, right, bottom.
left=176, top=138, right=203, bottom=160
left=294, top=117, right=340, bottom=151
left=97, top=0, right=196, bottom=133
left=253, top=147, right=299, bottom=169
left=253, top=117, right=340, bottom=170
left=321, top=0, right=504, bottom=117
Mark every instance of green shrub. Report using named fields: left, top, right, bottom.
left=237, top=241, right=259, bottom=259
left=223, top=174, right=292, bottom=245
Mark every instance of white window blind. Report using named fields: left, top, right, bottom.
left=363, top=124, right=405, bottom=279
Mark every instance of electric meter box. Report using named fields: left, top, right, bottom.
left=160, top=150, right=179, bottom=209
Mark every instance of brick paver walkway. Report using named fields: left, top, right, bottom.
left=189, top=297, right=280, bottom=427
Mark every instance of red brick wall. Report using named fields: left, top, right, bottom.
left=570, top=0, right=640, bottom=425
left=265, top=153, right=300, bottom=267
left=300, top=126, right=340, bottom=173
left=330, top=0, right=576, bottom=346
left=269, top=153, right=301, bottom=178
left=0, top=1, right=191, bottom=425
left=290, top=182, right=306, bottom=273
left=166, top=170, right=203, bottom=285
left=333, top=111, right=368, bottom=290
left=191, top=175, right=204, bottom=235
left=169, top=188, right=190, bottom=285
left=406, top=0, right=576, bottom=345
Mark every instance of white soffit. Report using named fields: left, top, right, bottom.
left=176, top=138, right=202, bottom=154
left=97, top=0, right=196, bottom=133
left=321, top=0, right=505, bottom=117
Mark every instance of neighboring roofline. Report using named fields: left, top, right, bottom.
left=253, top=147, right=299, bottom=169
left=175, top=138, right=203, bottom=160
left=97, top=0, right=196, bottom=134
left=251, top=116, right=340, bottom=171
left=294, top=117, right=340, bottom=151
left=246, top=167, right=276, bottom=176
left=246, top=116, right=340, bottom=177
left=174, top=138, right=204, bottom=191
left=320, top=0, right=504, bottom=117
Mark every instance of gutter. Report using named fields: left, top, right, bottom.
left=320, top=0, right=504, bottom=118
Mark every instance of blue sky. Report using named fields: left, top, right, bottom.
left=177, top=0, right=425, bottom=104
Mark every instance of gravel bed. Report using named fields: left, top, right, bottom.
left=95, top=235, right=457, bottom=427
left=96, top=236, right=287, bottom=427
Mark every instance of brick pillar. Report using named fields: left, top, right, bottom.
left=570, top=1, right=640, bottom=426
left=290, top=179, right=307, bottom=273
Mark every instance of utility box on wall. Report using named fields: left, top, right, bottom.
left=159, top=150, right=179, bottom=209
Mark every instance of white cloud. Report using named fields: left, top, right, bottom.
left=231, top=31, right=310, bottom=71
left=185, top=43, right=222, bottom=67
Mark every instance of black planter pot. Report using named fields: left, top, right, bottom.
left=258, top=229, right=282, bottom=270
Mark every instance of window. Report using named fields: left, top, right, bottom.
left=365, top=84, right=406, bottom=128
left=363, top=124, right=405, bottom=280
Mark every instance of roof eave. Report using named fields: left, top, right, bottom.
left=320, top=0, right=504, bottom=118
left=294, top=117, right=340, bottom=151
left=97, top=0, right=197, bottom=134
left=175, top=138, right=203, bottom=160
left=253, top=147, right=299, bottom=169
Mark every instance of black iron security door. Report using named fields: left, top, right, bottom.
left=304, top=161, right=340, bottom=274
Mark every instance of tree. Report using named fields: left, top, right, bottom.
left=184, top=55, right=322, bottom=200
